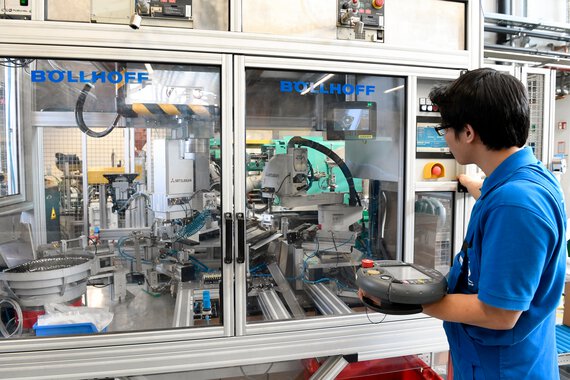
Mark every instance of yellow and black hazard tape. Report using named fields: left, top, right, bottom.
left=117, top=102, right=213, bottom=118
left=114, top=67, right=214, bottom=119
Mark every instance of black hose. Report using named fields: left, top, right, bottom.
left=287, top=136, right=361, bottom=207
left=75, top=83, right=120, bottom=138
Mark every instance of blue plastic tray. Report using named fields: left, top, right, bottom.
left=33, top=322, right=105, bottom=336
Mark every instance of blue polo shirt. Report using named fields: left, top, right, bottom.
left=444, top=147, right=566, bottom=379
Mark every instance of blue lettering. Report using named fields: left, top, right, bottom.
left=294, top=81, right=308, bottom=93
left=343, top=84, right=355, bottom=95
left=48, top=71, right=64, bottom=83
left=108, top=71, right=122, bottom=84
left=78, top=71, right=90, bottom=83
left=29, top=70, right=150, bottom=84
left=329, top=83, right=342, bottom=95
left=92, top=72, right=106, bottom=84
left=318, top=84, right=329, bottom=94
left=31, top=70, right=45, bottom=82
left=124, top=72, right=136, bottom=83
left=66, top=71, right=78, bottom=83
left=355, top=85, right=365, bottom=95
left=280, top=80, right=293, bottom=93
left=366, top=85, right=375, bottom=95
left=137, top=72, right=149, bottom=82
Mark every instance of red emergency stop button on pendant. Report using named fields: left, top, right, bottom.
left=361, top=259, right=374, bottom=268
left=372, top=0, right=384, bottom=9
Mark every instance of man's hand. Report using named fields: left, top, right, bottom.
left=358, top=289, right=382, bottom=307
left=458, top=174, right=483, bottom=200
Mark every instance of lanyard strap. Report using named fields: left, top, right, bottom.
left=456, top=239, right=471, bottom=291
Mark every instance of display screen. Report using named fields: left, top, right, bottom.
left=326, top=101, right=377, bottom=140
left=385, top=265, right=430, bottom=281
left=332, top=108, right=370, bottom=131
left=416, top=122, right=450, bottom=153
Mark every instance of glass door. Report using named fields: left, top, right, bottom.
left=0, top=56, right=232, bottom=340
left=235, top=59, right=407, bottom=331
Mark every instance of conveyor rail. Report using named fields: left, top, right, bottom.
left=305, top=282, right=354, bottom=316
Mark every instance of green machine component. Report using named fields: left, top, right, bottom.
left=272, top=136, right=363, bottom=198
left=210, top=138, right=221, bottom=160
left=247, top=160, right=266, bottom=171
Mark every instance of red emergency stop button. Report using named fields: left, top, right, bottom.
left=431, top=165, right=442, bottom=177
left=362, top=259, right=374, bottom=268
left=372, top=0, right=384, bottom=9
left=423, top=162, right=446, bottom=179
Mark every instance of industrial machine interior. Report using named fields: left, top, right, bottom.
left=0, top=54, right=456, bottom=337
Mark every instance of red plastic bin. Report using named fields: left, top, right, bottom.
left=304, top=355, right=443, bottom=380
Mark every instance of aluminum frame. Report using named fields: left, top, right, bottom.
left=0, top=317, right=447, bottom=379
left=0, top=20, right=472, bottom=70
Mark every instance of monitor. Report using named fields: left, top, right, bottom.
left=416, top=116, right=452, bottom=158
left=326, top=101, right=377, bottom=140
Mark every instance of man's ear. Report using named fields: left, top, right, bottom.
left=463, top=124, right=476, bottom=143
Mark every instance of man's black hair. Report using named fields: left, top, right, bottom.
left=429, top=68, right=530, bottom=150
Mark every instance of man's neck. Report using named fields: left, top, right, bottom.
left=476, top=146, right=522, bottom=177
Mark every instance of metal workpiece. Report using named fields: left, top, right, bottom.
left=257, top=289, right=291, bottom=321
left=304, top=282, right=353, bottom=316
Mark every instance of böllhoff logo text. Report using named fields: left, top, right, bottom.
left=31, top=70, right=149, bottom=84
left=280, top=80, right=375, bottom=96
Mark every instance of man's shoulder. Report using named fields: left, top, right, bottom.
left=493, top=164, right=562, bottom=202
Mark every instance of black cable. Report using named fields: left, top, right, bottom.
left=0, top=58, right=34, bottom=68
left=87, top=237, right=98, bottom=255
left=287, top=136, right=361, bottom=206
left=75, top=83, right=120, bottom=138
left=365, top=307, right=387, bottom=324
left=274, top=173, right=291, bottom=194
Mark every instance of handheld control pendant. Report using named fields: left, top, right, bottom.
left=356, top=260, right=447, bottom=315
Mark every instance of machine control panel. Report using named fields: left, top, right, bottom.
left=356, top=260, right=447, bottom=314
left=139, top=0, right=192, bottom=20
left=1, top=0, right=32, bottom=19
left=337, top=0, right=384, bottom=42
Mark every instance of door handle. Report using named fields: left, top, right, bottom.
left=236, top=212, right=245, bottom=264
left=224, top=212, right=233, bottom=264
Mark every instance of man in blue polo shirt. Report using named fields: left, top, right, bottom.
left=421, top=68, right=567, bottom=379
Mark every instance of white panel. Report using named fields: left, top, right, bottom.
left=192, top=0, right=229, bottom=31
left=242, top=0, right=336, bottom=38
left=385, top=0, right=465, bottom=51
left=153, top=139, right=194, bottom=196
left=91, top=0, right=131, bottom=24
left=46, top=0, right=91, bottom=22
